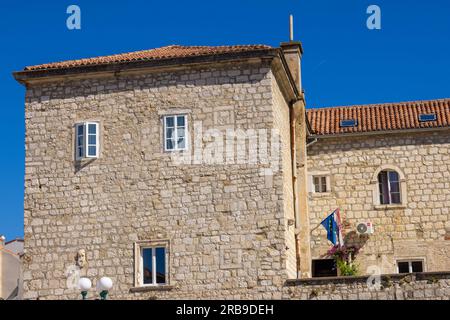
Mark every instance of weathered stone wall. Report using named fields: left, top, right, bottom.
left=307, top=131, right=450, bottom=274
left=23, top=61, right=295, bottom=299
left=271, top=75, right=297, bottom=279
left=283, top=271, right=450, bottom=300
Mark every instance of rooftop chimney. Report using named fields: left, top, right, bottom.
left=280, top=14, right=303, bottom=93
left=0, top=235, right=5, bottom=248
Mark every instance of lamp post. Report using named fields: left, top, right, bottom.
left=96, top=277, right=113, bottom=300
left=78, top=277, right=92, bottom=300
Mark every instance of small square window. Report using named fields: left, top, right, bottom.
left=135, top=241, right=169, bottom=287
left=164, top=115, right=188, bottom=151
left=312, top=259, right=337, bottom=277
left=397, top=260, right=424, bottom=274
left=313, top=176, right=328, bottom=193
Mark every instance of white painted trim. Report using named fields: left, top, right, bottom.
left=85, top=122, right=99, bottom=158
left=308, top=171, right=331, bottom=194
left=395, top=258, right=426, bottom=273
left=371, top=165, right=407, bottom=207
left=163, top=114, right=188, bottom=152
left=134, top=240, right=170, bottom=287
left=75, top=121, right=100, bottom=160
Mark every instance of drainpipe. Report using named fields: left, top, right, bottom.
left=289, top=106, right=301, bottom=278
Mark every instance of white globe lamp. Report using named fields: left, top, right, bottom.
left=97, top=276, right=113, bottom=300
left=78, top=277, right=92, bottom=300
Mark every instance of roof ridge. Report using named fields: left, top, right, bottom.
left=23, top=44, right=273, bottom=71
left=308, top=98, right=450, bottom=112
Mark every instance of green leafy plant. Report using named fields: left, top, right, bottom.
left=327, top=245, right=360, bottom=276
left=336, top=258, right=359, bottom=276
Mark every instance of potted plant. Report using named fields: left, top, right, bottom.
left=327, top=245, right=360, bottom=276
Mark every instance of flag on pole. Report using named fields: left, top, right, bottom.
left=320, top=208, right=344, bottom=247
left=335, top=208, right=344, bottom=247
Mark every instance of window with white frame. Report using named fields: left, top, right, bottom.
left=164, top=115, right=187, bottom=151
left=378, top=170, right=401, bottom=204
left=313, top=176, right=328, bottom=193
left=397, top=260, right=424, bottom=274
left=136, top=243, right=168, bottom=286
left=75, top=122, right=99, bottom=160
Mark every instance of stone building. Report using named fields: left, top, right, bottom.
left=306, top=100, right=450, bottom=277
left=13, top=42, right=449, bottom=300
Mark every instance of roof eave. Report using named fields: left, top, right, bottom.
left=309, top=126, right=450, bottom=139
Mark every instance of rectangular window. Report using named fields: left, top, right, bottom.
left=397, top=260, right=424, bottom=274
left=378, top=170, right=401, bottom=204
left=340, top=119, right=358, bottom=128
left=313, top=176, right=328, bottom=193
left=138, top=244, right=168, bottom=286
left=418, top=114, right=437, bottom=122
left=312, top=259, right=337, bottom=277
left=75, top=122, right=99, bottom=160
left=164, top=115, right=187, bottom=151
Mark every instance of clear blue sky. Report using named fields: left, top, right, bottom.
left=1, top=1, right=449, bottom=240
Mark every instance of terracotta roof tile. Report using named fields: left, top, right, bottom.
left=307, top=98, right=450, bottom=136
left=24, top=44, right=272, bottom=71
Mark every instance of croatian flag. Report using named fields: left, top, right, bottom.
left=320, top=208, right=344, bottom=247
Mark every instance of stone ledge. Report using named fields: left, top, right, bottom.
left=129, top=285, right=175, bottom=293
left=373, top=204, right=407, bottom=210
left=285, top=271, right=450, bottom=286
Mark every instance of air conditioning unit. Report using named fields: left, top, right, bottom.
left=356, top=221, right=374, bottom=235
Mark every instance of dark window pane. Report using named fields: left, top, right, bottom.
left=78, top=147, right=83, bottom=158
left=88, top=135, right=96, bottom=145
left=378, top=171, right=390, bottom=204
left=155, top=247, right=166, bottom=284
left=143, top=248, right=153, bottom=284
left=321, top=177, right=327, bottom=192
left=166, top=128, right=175, bottom=139
left=78, top=136, right=84, bottom=147
left=314, top=177, right=320, bottom=193
left=312, top=259, right=337, bottom=277
left=166, top=139, right=174, bottom=150
left=77, top=125, right=84, bottom=135
left=398, top=262, right=409, bottom=273
left=411, top=261, right=423, bottom=273
left=389, top=171, right=399, bottom=182
left=177, top=116, right=185, bottom=127
left=88, top=146, right=96, bottom=156
left=390, top=181, right=400, bottom=193
left=166, top=117, right=174, bottom=127
left=88, top=124, right=97, bottom=134
left=391, top=193, right=401, bottom=204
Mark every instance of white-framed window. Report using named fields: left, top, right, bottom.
left=378, top=170, right=401, bottom=204
left=75, top=122, right=99, bottom=160
left=308, top=172, right=331, bottom=194
left=163, top=115, right=187, bottom=151
left=135, top=241, right=169, bottom=287
left=313, top=176, right=328, bottom=193
left=396, top=259, right=424, bottom=274
left=371, top=165, right=407, bottom=207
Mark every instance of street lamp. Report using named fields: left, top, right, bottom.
left=96, top=277, right=113, bottom=300
left=78, top=277, right=92, bottom=300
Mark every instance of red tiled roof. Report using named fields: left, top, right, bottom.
left=307, top=98, right=450, bottom=136
left=24, top=44, right=272, bottom=71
